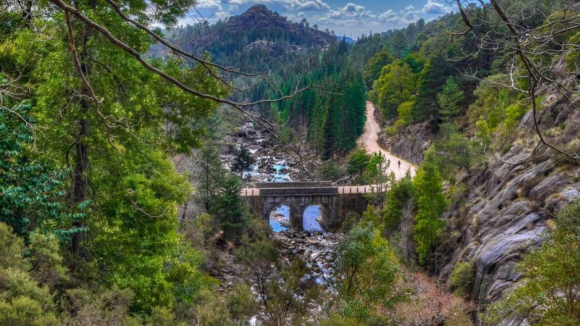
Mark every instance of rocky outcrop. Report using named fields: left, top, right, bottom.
left=379, top=120, right=435, bottom=165
left=437, top=95, right=580, bottom=310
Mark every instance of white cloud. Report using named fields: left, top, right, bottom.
left=378, top=10, right=397, bottom=22
left=422, top=0, right=450, bottom=15
left=292, top=0, right=329, bottom=11
left=196, top=0, right=222, bottom=11
left=327, top=2, right=375, bottom=20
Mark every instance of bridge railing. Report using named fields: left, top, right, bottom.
left=255, top=182, right=333, bottom=189
left=260, top=187, right=338, bottom=197
left=240, top=184, right=385, bottom=197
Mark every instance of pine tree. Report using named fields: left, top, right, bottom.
left=231, top=145, right=255, bottom=178
left=437, top=77, right=464, bottom=122
left=412, top=148, right=447, bottom=265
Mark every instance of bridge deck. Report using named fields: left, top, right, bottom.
left=240, top=185, right=381, bottom=197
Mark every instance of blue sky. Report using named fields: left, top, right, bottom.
left=183, top=0, right=455, bottom=37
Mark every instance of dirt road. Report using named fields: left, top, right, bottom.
left=357, top=101, right=416, bottom=180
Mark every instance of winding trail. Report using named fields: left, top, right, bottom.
left=357, top=101, right=416, bottom=180
left=240, top=101, right=416, bottom=197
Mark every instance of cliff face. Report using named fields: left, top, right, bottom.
left=436, top=93, right=580, bottom=308
left=379, top=120, right=434, bottom=165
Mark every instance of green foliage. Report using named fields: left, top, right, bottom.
left=0, top=222, right=68, bottom=324
left=196, top=141, right=227, bottom=211
left=64, top=286, right=142, bottom=325
left=501, top=102, right=528, bottom=137
left=322, top=66, right=367, bottom=158
left=484, top=199, right=580, bottom=325
left=397, top=100, right=414, bottom=126
left=346, top=148, right=371, bottom=176
left=28, top=232, right=68, bottom=289
left=0, top=223, right=28, bottom=271
left=231, top=145, right=255, bottom=176
left=363, top=49, right=393, bottom=89
left=436, top=123, right=480, bottom=174
left=363, top=152, right=390, bottom=191
left=146, top=307, right=176, bottom=326
left=340, top=212, right=361, bottom=234
left=262, top=258, right=321, bottom=325
left=412, top=56, right=456, bottom=123
left=334, top=224, right=399, bottom=323
left=382, top=173, right=415, bottom=233
left=88, top=148, right=213, bottom=313
left=0, top=104, right=81, bottom=240
left=318, top=160, right=345, bottom=181
left=373, top=61, right=415, bottom=119
left=0, top=296, right=58, bottom=326
left=226, top=283, right=259, bottom=325
left=1, top=0, right=227, bottom=318
left=566, top=31, right=580, bottom=72
left=437, top=77, right=464, bottom=122
left=448, top=261, right=475, bottom=298
left=210, top=175, right=247, bottom=242
left=320, top=313, right=364, bottom=326
left=234, top=234, right=280, bottom=297
left=191, top=289, right=232, bottom=326
left=360, top=205, right=382, bottom=228
left=475, top=118, right=492, bottom=152
left=413, top=149, right=447, bottom=265
left=468, top=75, right=517, bottom=128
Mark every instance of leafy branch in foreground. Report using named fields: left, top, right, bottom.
left=451, top=0, right=580, bottom=162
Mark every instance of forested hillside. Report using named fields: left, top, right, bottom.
left=1, top=0, right=580, bottom=325
left=152, top=5, right=367, bottom=159
left=357, top=1, right=580, bottom=325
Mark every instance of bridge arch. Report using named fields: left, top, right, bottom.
left=303, top=205, right=325, bottom=232
left=242, top=182, right=370, bottom=231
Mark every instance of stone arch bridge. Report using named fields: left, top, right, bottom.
left=241, top=182, right=378, bottom=230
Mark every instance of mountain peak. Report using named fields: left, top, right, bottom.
left=244, top=4, right=270, bottom=14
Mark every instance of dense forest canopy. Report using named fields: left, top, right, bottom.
left=0, top=0, right=579, bottom=324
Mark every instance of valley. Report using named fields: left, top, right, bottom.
left=1, top=1, right=579, bottom=325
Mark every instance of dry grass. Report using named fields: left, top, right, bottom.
left=387, top=271, right=475, bottom=325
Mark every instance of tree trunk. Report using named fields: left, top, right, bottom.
left=71, top=118, right=90, bottom=253
left=71, top=0, right=95, bottom=253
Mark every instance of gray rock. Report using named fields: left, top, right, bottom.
left=530, top=173, right=569, bottom=203
left=473, top=228, right=545, bottom=302
left=561, top=188, right=579, bottom=200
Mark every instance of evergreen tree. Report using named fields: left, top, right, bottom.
left=231, top=145, right=255, bottom=178
left=412, top=148, right=447, bottom=265
left=437, top=77, right=464, bottom=122
left=197, top=141, right=226, bottom=211
left=382, top=172, right=415, bottom=233
left=412, top=56, right=456, bottom=123
left=346, top=149, right=371, bottom=176
left=211, top=175, right=246, bottom=242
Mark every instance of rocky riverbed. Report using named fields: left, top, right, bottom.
left=276, top=229, right=345, bottom=285
left=213, top=229, right=345, bottom=293
left=220, top=120, right=321, bottom=184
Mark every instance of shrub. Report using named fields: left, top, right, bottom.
left=318, top=160, right=344, bottom=181
left=448, top=261, right=475, bottom=298
left=340, top=212, right=360, bottom=233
